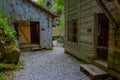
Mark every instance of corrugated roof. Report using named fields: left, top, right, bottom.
left=26, top=0, right=57, bottom=18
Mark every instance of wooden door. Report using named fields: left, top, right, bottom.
left=30, top=22, right=40, bottom=44
left=95, top=13, right=109, bottom=61
left=18, top=21, right=31, bottom=45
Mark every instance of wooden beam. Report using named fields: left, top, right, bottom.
left=96, top=0, right=119, bottom=28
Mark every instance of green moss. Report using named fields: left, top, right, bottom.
left=0, top=63, right=16, bottom=71
left=0, top=60, right=25, bottom=80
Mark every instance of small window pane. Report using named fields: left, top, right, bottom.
left=67, top=19, right=77, bottom=42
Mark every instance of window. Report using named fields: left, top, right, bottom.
left=67, top=19, right=77, bottom=42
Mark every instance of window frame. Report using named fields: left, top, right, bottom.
left=67, top=19, right=78, bottom=43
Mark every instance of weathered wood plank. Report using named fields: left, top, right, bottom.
left=80, top=64, right=108, bottom=80
left=80, top=1, right=97, bottom=11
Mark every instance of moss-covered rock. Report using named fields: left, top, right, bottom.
left=0, top=28, right=21, bottom=65
left=1, top=45, right=20, bottom=65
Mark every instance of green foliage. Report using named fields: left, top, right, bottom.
left=52, top=0, right=64, bottom=14
left=0, top=9, right=21, bottom=80
left=0, top=9, right=15, bottom=43
left=57, top=37, right=64, bottom=43
left=59, top=15, right=64, bottom=26
left=37, top=0, right=46, bottom=7
left=0, top=61, right=24, bottom=72
left=0, top=61, right=24, bottom=80
left=0, top=9, right=20, bottom=65
left=0, top=63, right=16, bottom=80
left=37, top=0, right=64, bottom=26
left=0, top=63, right=16, bottom=71
left=15, top=60, right=25, bottom=70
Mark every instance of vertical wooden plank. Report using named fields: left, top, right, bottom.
left=108, top=24, right=120, bottom=77
left=18, top=21, right=31, bottom=44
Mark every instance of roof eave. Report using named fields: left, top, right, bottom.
left=26, top=0, right=57, bottom=18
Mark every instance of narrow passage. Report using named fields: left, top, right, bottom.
left=14, top=47, right=90, bottom=80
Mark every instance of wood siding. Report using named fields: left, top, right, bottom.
left=108, top=7, right=120, bottom=79
left=65, top=0, right=120, bottom=79
left=65, top=0, right=102, bottom=62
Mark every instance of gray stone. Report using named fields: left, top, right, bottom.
left=14, top=48, right=90, bottom=80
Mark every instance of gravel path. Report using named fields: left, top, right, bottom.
left=14, top=47, right=90, bottom=80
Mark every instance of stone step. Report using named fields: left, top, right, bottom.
left=80, top=64, right=108, bottom=80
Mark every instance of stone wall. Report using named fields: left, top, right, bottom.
left=1, top=0, right=53, bottom=49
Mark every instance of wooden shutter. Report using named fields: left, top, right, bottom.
left=18, top=21, right=31, bottom=45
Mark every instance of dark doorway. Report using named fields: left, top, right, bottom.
left=13, top=22, right=18, bottom=37
left=95, top=13, right=109, bottom=61
left=30, top=22, right=40, bottom=44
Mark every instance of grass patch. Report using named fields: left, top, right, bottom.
left=0, top=60, right=25, bottom=80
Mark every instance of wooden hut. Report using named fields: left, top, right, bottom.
left=1, top=0, right=57, bottom=50
left=64, top=0, right=120, bottom=79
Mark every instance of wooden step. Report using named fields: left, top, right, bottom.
left=31, top=44, right=41, bottom=51
left=20, top=45, right=31, bottom=49
left=31, top=44, right=40, bottom=47
left=20, top=45, right=31, bottom=51
left=80, top=64, right=108, bottom=80
left=31, top=47, right=41, bottom=51
left=93, top=60, right=108, bottom=72
left=20, top=44, right=41, bottom=51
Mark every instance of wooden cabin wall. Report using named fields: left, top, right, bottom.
left=64, top=0, right=115, bottom=63
left=108, top=21, right=120, bottom=79
left=64, top=0, right=81, bottom=61
left=65, top=0, right=120, bottom=79
left=65, top=0, right=101, bottom=63
left=108, top=8, right=120, bottom=79
left=78, top=0, right=101, bottom=62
